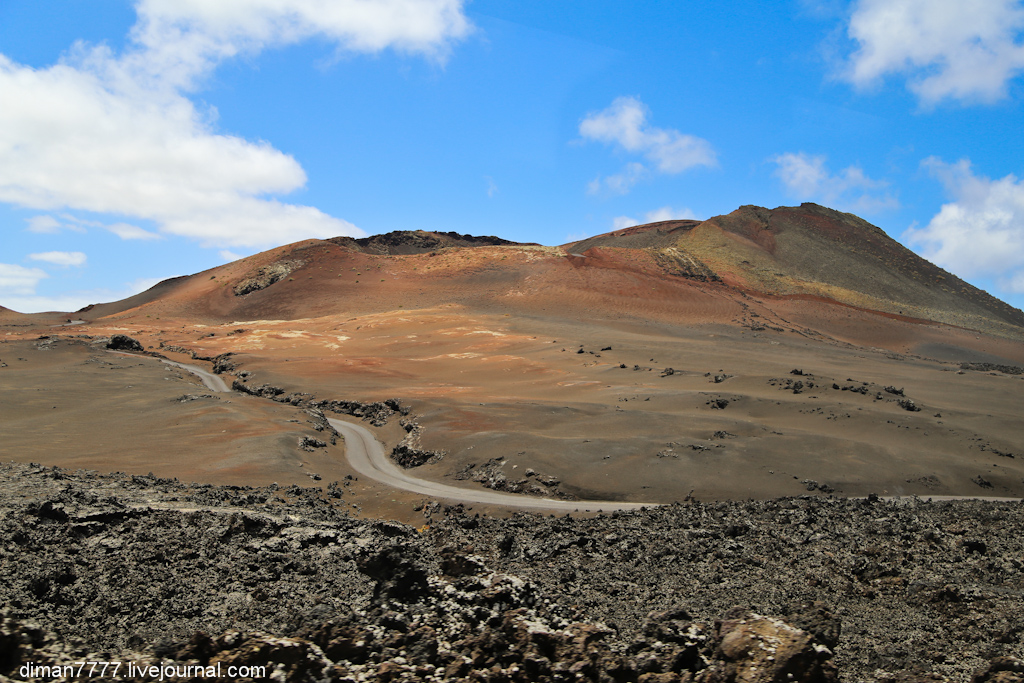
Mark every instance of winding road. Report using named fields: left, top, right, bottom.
left=326, top=417, right=654, bottom=511
left=166, top=358, right=1021, bottom=509
left=163, top=359, right=230, bottom=392
left=166, top=358, right=652, bottom=510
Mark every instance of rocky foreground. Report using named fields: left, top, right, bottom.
left=1, top=462, right=1022, bottom=682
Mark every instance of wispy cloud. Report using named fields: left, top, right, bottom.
left=0, top=263, right=48, bottom=295
left=28, top=251, right=87, bottom=267
left=771, top=152, right=897, bottom=213
left=107, top=223, right=162, bottom=241
left=840, top=0, right=1024, bottom=105
left=25, top=214, right=88, bottom=234
left=0, top=0, right=473, bottom=249
left=26, top=215, right=62, bottom=234
left=588, top=162, right=647, bottom=196
left=906, top=157, right=1024, bottom=290
left=611, top=206, right=699, bottom=231
left=0, top=267, right=180, bottom=314
left=580, top=96, right=715, bottom=196
left=644, top=206, right=698, bottom=222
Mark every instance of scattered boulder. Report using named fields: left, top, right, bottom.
left=105, top=334, right=143, bottom=352
left=898, top=398, right=921, bottom=412
left=298, top=436, right=327, bottom=452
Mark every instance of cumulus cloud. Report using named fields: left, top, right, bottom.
left=28, top=251, right=87, bottom=267
left=905, top=158, right=1024, bottom=284
left=580, top=97, right=715, bottom=196
left=842, top=0, right=1024, bottom=104
left=131, top=0, right=472, bottom=89
left=771, top=152, right=897, bottom=213
left=0, top=0, right=472, bottom=249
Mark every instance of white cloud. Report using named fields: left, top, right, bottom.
left=130, top=0, right=472, bottom=90
left=611, top=207, right=699, bottom=232
left=644, top=206, right=698, bottom=222
left=612, top=216, right=638, bottom=231
left=220, top=249, right=243, bottom=262
left=0, top=264, right=49, bottom=296
left=842, top=0, right=1024, bottom=104
left=0, top=272, right=181, bottom=314
left=771, top=152, right=898, bottom=213
left=0, top=0, right=472, bottom=249
left=1004, top=271, right=1024, bottom=293
left=905, top=157, right=1024, bottom=281
left=580, top=97, right=715, bottom=196
left=580, top=97, right=716, bottom=173
left=26, top=215, right=62, bottom=234
left=588, top=162, right=647, bottom=196
left=128, top=276, right=167, bottom=294
left=24, top=214, right=88, bottom=234
left=484, top=175, right=497, bottom=198
left=106, top=223, right=162, bottom=240
left=28, top=251, right=87, bottom=267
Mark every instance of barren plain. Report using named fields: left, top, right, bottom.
left=1, top=204, right=1023, bottom=681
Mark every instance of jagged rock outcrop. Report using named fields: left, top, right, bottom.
left=105, top=334, right=143, bottom=352
left=390, top=417, right=446, bottom=468
left=329, top=230, right=526, bottom=256
left=233, top=260, right=305, bottom=296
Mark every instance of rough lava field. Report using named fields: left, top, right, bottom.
left=1, top=204, right=1023, bottom=681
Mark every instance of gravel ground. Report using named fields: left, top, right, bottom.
left=0, top=462, right=1021, bottom=681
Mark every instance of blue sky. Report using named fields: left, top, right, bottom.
left=2, top=0, right=1024, bottom=313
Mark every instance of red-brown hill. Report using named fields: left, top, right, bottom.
left=10, top=207, right=1024, bottom=342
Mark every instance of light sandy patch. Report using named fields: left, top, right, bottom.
left=409, top=353, right=483, bottom=361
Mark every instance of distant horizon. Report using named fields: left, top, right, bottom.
left=2, top=1, right=1024, bottom=313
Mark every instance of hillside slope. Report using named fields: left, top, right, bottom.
left=566, top=203, right=1024, bottom=338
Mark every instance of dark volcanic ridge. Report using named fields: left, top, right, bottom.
left=330, top=229, right=531, bottom=255
left=2, top=462, right=1022, bottom=682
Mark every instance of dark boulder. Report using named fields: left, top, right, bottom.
left=106, top=334, right=143, bottom=352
